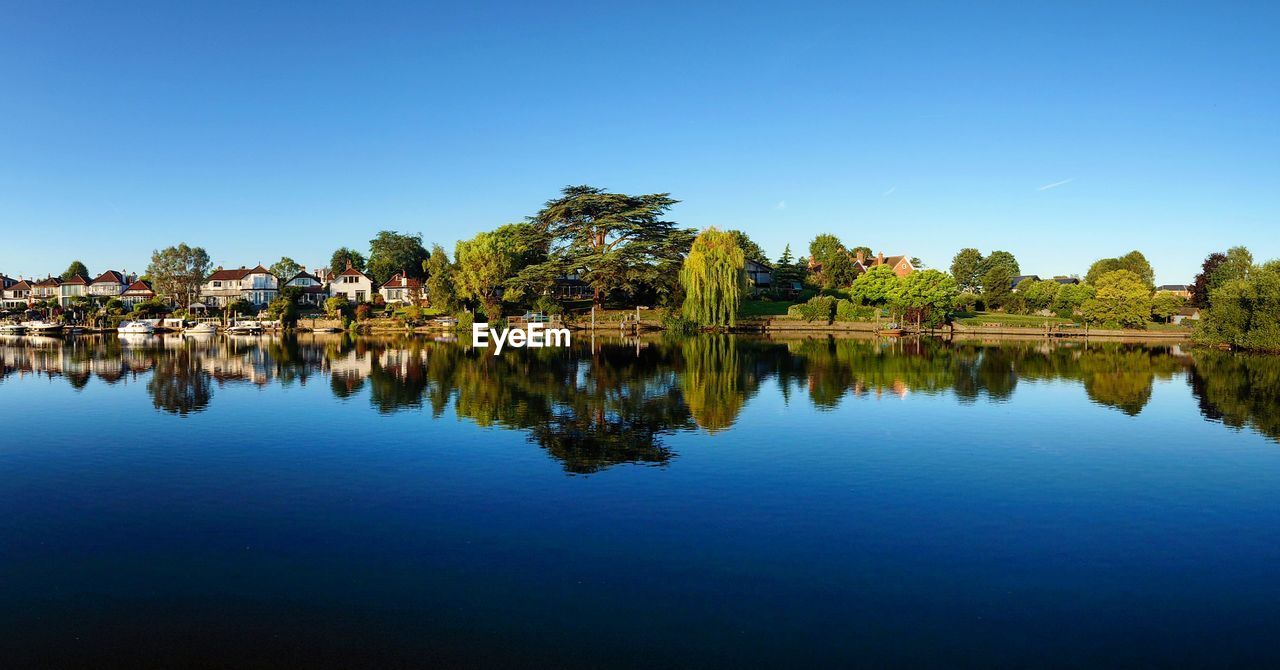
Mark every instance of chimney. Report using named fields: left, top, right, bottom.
left=876, top=251, right=884, bottom=265
left=855, top=250, right=865, bottom=264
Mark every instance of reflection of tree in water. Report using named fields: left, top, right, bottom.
left=147, top=348, right=212, bottom=416
left=10, top=333, right=1273, bottom=467
left=680, top=335, right=754, bottom=432
left=1189, top=350, right=1280, bottom=442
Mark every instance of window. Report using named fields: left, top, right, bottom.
left=355, top=291, right=366, bottom=302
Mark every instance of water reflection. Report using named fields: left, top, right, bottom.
left=3, top=334, right=1277, bottom=467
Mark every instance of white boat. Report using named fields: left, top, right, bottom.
left=0, top=323, right=25, bottom=334
left=226, top=320, right=263, bottom=334
left=21, top=320, right=63, bottom=334
left=183, top=322, right=219, bottom=335
left=118, top=320, right=156, bottom=334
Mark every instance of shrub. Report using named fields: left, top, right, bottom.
left=354, top=304, right=372, bottom=321
left=788, top=295, right=837, bottom=323
left=835, top=299, right=875, bottom=321
left=661, top=310, right=700, bottom=335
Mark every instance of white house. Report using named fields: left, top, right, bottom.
left=285, top=270, right=330, bottom=307
left=379, top=271, right=422, bottom=305
left=330, top=266, right=375, bottom=303
left=1, top=279, right=32, bottom=309
left=201, top=265, right=280, bottom=308
left=31, top=277, right=61, bottom=303
left=57, top=275, right=90, bottom=306
left=120, top=280, right=156, bottom=308
left=89, top=270, right=130, bottom=300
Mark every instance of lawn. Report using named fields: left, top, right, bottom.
left=740, top=300, right=794, bottom=317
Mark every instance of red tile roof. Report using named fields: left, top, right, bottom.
left=338, top=266, right=371, bottom=278
left=33, top=277, right=62, bottom=287
left=8, top=280, right=32, bottom=291
left=123, top=280, right=154, bottom=294
left=383, top=272, right=422, bottom=289
left=91, top=270, right=127, bottom=284
left=63, top=274, right=89, bottom=285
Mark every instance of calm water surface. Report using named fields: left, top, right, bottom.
left=2, top=333, right=1278, bottom=667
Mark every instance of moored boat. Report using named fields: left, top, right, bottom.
left=21, top=320, right=63, bottom=334
left=183, top=322, right=219, bottom=335
left=0, top=322, right=25, bottom=334
left=118, top=320, right=156, bottom=334
left=226, top=320, right=263, bottom=334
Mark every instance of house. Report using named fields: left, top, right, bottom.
left=1053, top=276, right=1080, bottom=285
left=379, top=271, right=423, bottom=305
left=1010, top=275, right=1042, bottom=290
left=744, top=259, right=773, bottom=289
left=330, top=265, right=376, bottom=303
left=1, top=279, right=32, bottom=309
left=1171, top=307, right=1200, bottom=325
left=285, top=270, right=330, bottom=307
left=854, top=251, right=916, bottom=278
left=1157, top=284, right=1192, bottom=300
left=201, top=265, right=279, bottom=308
left=31, top=277, right=61, bottom=302
left=120, top=280, right=156, bottom=308
left=59, top=274, right=90, bottom=306
left=89, top=271, right=131, bottom=300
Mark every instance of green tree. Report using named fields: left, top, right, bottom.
left=1151, top=292, right=1186, bottom=323
left=850, top=265, right=901, bottom=306
left=849, top=246, right=873, bottom=261
left=982, top=250, right=1020, bottom=278
left=981, top=265, right=1014, bottom=309
left=425, top=244, right=458, bottom=312
left=725, top=230, right=769, bottom=265
left=456, top=230, right=523, bottom=320
left=777, top=244, right=794, bottom=267
left=1218, top=246, right=1254, bottom=284
left=1019, top=279, right=1060, bottom=313
left=268, top=257, right=303, bottom=280
left=147, top=243, right=211, bottom=307
left=823, top=252, right=858, bottom=290
left=367, top=231, right=430, bottom=285
left=527, top=185, right=693, bottom=308
left=329, top=247, right=366, bottom=273
left=950, top=248, right=985, bottom=292
left=1081, top=270, right=1152, bottom=329
left=808, top=234, right=846, bottom=270
left=1085, top=250, right=1154, bottom=288
left=1194, top=261, right=1280, bottom=351
left=1051, top=283, right=1095, bottom=319
left=889, top=269, right=960, bottom=328
left=680, top=227, right=746, bottom=328
left=61, top=260, right=90, bottom=281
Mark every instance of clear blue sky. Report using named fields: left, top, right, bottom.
left=2, top=1, right=1276, bottom=284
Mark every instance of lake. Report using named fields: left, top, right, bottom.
left=2, top=333, right=1278, bottom=667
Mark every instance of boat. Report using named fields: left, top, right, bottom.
left=226, top=320, right=263, bottom=335
left=877, top=323, right=905, bottom=337
left=21, top=320, right=63, bottom=334
left=118, top=320, right=156, bottom=334
left=183, top=322, right=219, bottom=335
left=0, top=323, right=24, bottom=334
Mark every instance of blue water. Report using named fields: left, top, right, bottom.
left=1, top=335, right=1277, bottom=667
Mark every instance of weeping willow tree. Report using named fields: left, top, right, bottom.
left=680, top=227, right=747, bottom=328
